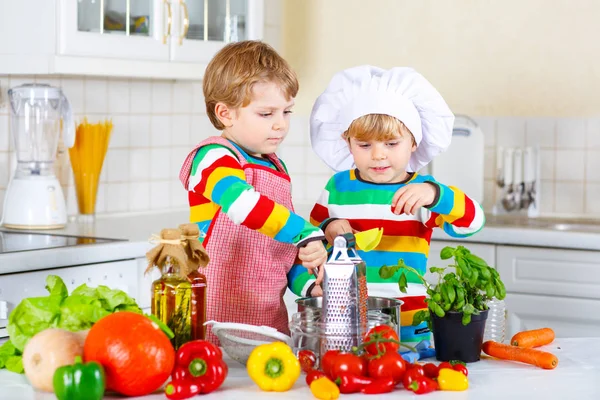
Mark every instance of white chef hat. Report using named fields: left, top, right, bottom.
left=310, top=65, right=455, bottom=172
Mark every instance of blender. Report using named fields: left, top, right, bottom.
left=2, top=84, right=75, bottom=229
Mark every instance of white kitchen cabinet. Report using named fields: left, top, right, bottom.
left=505, top=293, right=600, bottom=339
left=0, top=0, right=264, bottom=79
left=426, top=240, right=496, bottom=284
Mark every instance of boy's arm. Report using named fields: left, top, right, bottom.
left=309, top=178, right=337, bottom=232
left=189, top=145, right=324, bottom=246
left=287, top=260, right=316, bottom=297
left=422, top=179, right=485, bottom=238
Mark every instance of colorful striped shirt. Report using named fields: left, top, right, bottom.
left=187, top=141, right=323, bottom=297
left=309, top=169, right=485, bottom=342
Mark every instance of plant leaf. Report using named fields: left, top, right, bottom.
left=429, top=267, right=446, bottom=274
left=379, top=264, right=400, bottom=279
left=440, top=246, right=455, bottom=260
left=398, top=272, right=408, bottom=294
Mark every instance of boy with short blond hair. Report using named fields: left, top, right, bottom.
left=180, top=41, right=327, bottom=345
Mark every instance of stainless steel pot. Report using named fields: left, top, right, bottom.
left=295, top=296, right=403, bottom=339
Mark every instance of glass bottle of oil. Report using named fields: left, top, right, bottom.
left=188, top=270, right=207, bottom=340
left=151, top=256, right=192, bottom=349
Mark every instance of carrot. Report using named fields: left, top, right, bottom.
left=511, top=328, right=555, bottom=348
left=482, top=341, right=558, bottom=370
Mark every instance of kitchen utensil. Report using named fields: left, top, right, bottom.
left=501, top=148, right=517, bottom=211
left=354, top=228, right=383, bottom=251
left=429, top=115, right=485, bottom=204
left=320, top=233, right=368, bottom=354
left=512, top=148, right=524, bottom=209
left=2, top=84, right=75, bottom=229
left=521, top=147, right=536, bottom=209
left=496, top=146, right=505, bottom=188
left=204, top=321, right=292, bottom=366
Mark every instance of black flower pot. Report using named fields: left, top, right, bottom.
left=432, top=309, right=489, bottom=363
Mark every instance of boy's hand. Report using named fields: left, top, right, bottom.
left=324, top=219, right=355, bottom=245
left=298, top=241, right=327, bottom=284
left=391, top=183, right=437, bottom=215
left=310, top=284, right=323, bottom=297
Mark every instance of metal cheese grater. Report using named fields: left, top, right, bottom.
left=320, top=233, right=368, bottom=353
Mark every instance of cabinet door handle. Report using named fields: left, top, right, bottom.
left=163, top=0, right=173, bottom=44
left=179, top=0, right=190, bottom=45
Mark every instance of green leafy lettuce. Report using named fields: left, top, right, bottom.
left=0, top=275, right=142, bottom=373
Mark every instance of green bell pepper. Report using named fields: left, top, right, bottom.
left=53, top=356, right=105, bottom=400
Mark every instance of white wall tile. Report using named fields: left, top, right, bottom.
left=171, top=115, right=191, bottom=146
left=99, top=160, right=108, bottom=184
left=0, top=76, right=9, bottom=114
left=540, top=180, right=554, bottom=214
left=525, top=118, right=555, bottom=147
left=170, top=180, right=188, bottom=209
left=129, top=182, right=150, bottom=211
left=585, top=183, right=600, bottom=214
left=263, top=25, right=282, bottom=52
left=61, top=78, right=85, bottom=114
left=585, top=151, right=600, bottom=182
left=130, top=80, right=151, bottom=114
left=586, top=118, right=600, bottom=149
left=0, top=152, right=9, bottom=188
left=130, top=115, right=151, bottom=147
left=305, top=174, right=332, bottom=204
left=150, top=148, right=171, bottom=180
left=170, top=147, right=188, bottom=177
left=173, top=82, right=193, bottom=114
left=287, top=116, right=309, bottom=146
left=190, top=115, right=218, bottom=145
left=108, top=78, right=130, bottom=114
left=290, top=174, right=307, bottom=205
left=106, top=183, right=129, bottom=212
left=152, top=81, right=172, bottom=114
left=483, top=179, right=496, bottom=211
left=151, top=116, right=172, bottom=147
left=34, top=76, right=61, bottom=88
left=264, top=0, right=283, bottom=26
left=66, top=185, right=77, bottom=216
left=191, top=82, right=205, bottom=114
left=278, top=145, right=305, bottom=174
left=109, top=115, right=129, bottom=149
left=555, top=150, right=584, bottom=181
left=85, top=78, right=108, bottom=114
left=473, top=116, right=496, bottom=148
left=130, top=149, right=151, bottom=180
left=0, top=188, right=4, bottom=217
left=95, top=184, right=107, bottom=213
left=539, top=149, right=555, bottom=181
left=484, top=148, right=495, bottom=180
left=150, top=181, right=170, bottom=209
left=106, top=149, right=130, bottom=182
left=305, top=147, right=332, bottom=175
left=557, top=118, right=586, bottom=149
left=0, top=115, right=8, bottom=151
left=555, top=182, right=584, bottom=214
left=496, top=118, right=526, bottom=148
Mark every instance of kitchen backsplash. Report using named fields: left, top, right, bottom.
left=0, top=75, right=598, bottom=219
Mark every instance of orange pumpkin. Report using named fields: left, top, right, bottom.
left=83, top=312, right=175, bottom=397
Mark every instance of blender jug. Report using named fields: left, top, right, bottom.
left=2, top=84, right=75, bottom=229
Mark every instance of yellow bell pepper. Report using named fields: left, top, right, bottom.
left=310, top=376, right=340, bottom=400
left=438, top=368, right=469, bottom=391
left=247, top=342, right=301, bottom=392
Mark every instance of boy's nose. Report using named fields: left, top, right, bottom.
left=372, top=147, right=386, bottom=160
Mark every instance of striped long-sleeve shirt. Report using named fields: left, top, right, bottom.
left=309, top=169, right=485, bottom=297
left=188, top=141, right=323, bottom=297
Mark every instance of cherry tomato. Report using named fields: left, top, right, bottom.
left=306, top=370, right=326, bottom=386
left=453, top=364, right=469, bottom=376
left=329, top=353, right=367, bottom=379
left=402, top=363, right=425, bottom=390
left=298, top=349, right=317, bottom=373
left=321, top=350, right=340, bottom=377
left=368, top=352, right=407, bottom=384
left=438, top=361, right=453, bottom=371
left=422, top=362, right=439, bottom=378
left=363, top=325, right=400, bottom=356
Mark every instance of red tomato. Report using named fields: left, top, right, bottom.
left=321, top=350, right=341, bottom=377
left=329, top=353, right=366, bottom=379
left=422, top=363, right=439, bottom=378
left=298, top=350, right=317, bottom=373
left=438, top=361, right=453, bottom=371
left=402, top=364, right=425, bottom=390
left=367, top=352, right=407, bottom=384
left=363, top=325, right=400, bottom=356
left=453, top=364, right=469, bottom=376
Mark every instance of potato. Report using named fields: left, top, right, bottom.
left=22, top=328, right=84, bottom=392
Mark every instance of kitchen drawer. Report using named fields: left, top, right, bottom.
left=427, top=240, right=496, bottom=284
left=497, top=245, right=600, bottom=299
left=505, top=293, right=600, bottom=338
left=0, top=259, right=138, bottom=338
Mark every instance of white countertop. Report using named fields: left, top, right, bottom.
left=0, top=337, right=597, bottom=400
left=3, top=207, right=600, bottom=275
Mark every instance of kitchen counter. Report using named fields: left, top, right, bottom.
left=0, top=338, right=597, bottom=399
left=3, top=207, right=600, bottom=275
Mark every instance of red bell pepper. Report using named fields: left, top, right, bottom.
left=422, top=363, right=439, bottom=378
left=360, top=377, right=396, bottom=394
left=306, top=370, right=327, bottom=386
left=335, top=373, right=374, bottom=394
left=402, top=364, right=425, bottom=390
left=165, top=340, right=228, bottom=399
left=408, top=376, right=439, bottom=394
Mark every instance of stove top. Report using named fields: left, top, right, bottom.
left=0, top=231, right=122, bottom=254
